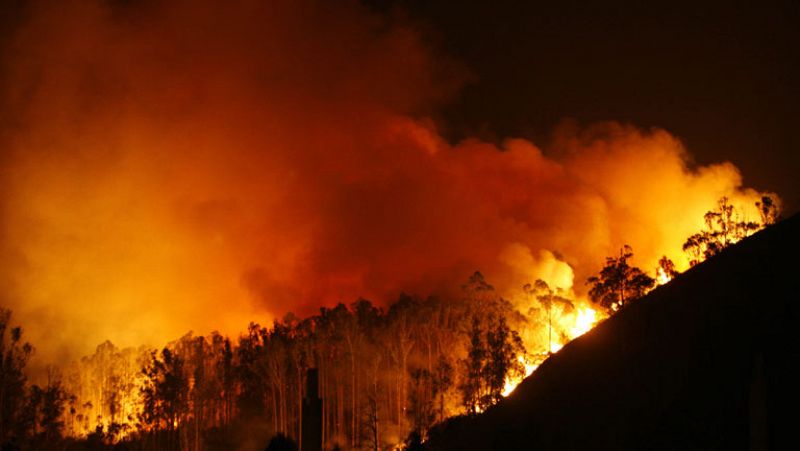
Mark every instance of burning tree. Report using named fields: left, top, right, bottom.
left=656, top=256, right=679, bottom=284
left=524, top=280, right=575, bottom=355
left=683, top=197, right=758, bottom=265
left=141, top=348, right=189, bottom=447
left=457, top=272, right=527, bottom=414
left=0, top=269, right=608, bottom=449
left=485, top=315, right=525, bottom=405
left=587, top=245, right=655, bottom=313
left=459, top=314, right=525, bottom=414
left=61, top=340, right=148, bottom=441
left=683, top=196, right=781, bottom=266
left=756, top=195, right=781, bottom=226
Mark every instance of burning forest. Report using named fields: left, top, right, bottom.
left=0, top=0, right=795, bottom=450
left=0, top=197, right=781, bottom=449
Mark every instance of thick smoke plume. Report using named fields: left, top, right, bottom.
left=0, top=0, right=771, bottom=366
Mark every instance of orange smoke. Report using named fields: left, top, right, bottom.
left=0, top=0, right=774, bottom=367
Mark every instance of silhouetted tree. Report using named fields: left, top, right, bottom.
left=756, top=195, right=781, bottom=226
left=21, top=386, right=41, bottom=438
left=236, top=323, right=268, bottom=419
left=42, top=379, right=66, bottom=440
left=587, top=245, right=655, bottom=312
left=484, top=315, right=524, bottom=405
left=657, top=256, right=678, bottom=280
left=141, top=347, right=189, bottom=448
left=683, top=197, right=760, bottom=266
left=216, top=335, right=235, bottom=429
left=459, top=311, right=526, bottom=415
left=28, top=372, right=67, bottom=447
left=0, top=308, right=34, bottom=445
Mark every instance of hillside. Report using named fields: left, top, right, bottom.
left=426, top=214, right=800, bottom=450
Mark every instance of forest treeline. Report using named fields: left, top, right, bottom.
left=0, top=196, right=779, bottom=450
left=2, top=276, right=532, bottom=451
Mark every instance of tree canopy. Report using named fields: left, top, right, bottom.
left=587, top=245, right=655, bottom=312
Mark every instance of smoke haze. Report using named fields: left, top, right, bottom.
left=0, top=0, right=773, bottom=365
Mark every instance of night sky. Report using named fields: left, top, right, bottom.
left=380, top=0, right=800, bottom=211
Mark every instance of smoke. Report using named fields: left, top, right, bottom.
left=0, top=0, right=773, bottom=366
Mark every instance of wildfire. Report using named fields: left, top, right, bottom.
left=656, top=267, right=673, bottom=285
left=501, top=356, right=539, bottom=397
left=502, top=304, right=601, bottom=397
left=571, top=306, right=598, bottom=337
left=0, top=0, right=785, bottom=449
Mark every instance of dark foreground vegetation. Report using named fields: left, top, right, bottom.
left=425, top=209, right=798, bottom=450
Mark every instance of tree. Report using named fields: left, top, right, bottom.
left=459, top=313, right=525, bottom=414
left=431, top=356, right=453, bottom=423
left=407, top=368, right=434, bottom=437
left=215, top=334, right=235, bottom=430
left=462, top=271, right=507, bottom=320
left=0, top=271, right=548, bottom=448
left=385, top=294, right=419, bottom=428
left=33, top=372, right=67, bottom=445
left=460, top=317, right=486, bottom=415
left=483, top=315, right=524, bottom=405
left=756, top=195, right=781, bottom=226
left=656, top=256, right=679, bottom=284
left=0, top=308, right=34, bottom=444
left=524, top=280, right=573, bottom=355
left=361, top=348, right=382, bottom=451
left=587, top=245, right=655, bottom=312
left=188, top=335, right=211, bottom=451
left=236, top=323, right=269, bottom=420
left=141, top=347, right=189, bottom=448
left=682, top=197, right=760, bottom=266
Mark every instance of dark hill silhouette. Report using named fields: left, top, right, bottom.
left=426, top=214, right=800, bottom=451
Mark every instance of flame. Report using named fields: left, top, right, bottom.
left=570, top=306, right=598, bottom=338
left=0, top=2, right=782, bottom=447
left=501, top=356, right=539, bottom=397
left=502, top=304, right=601, bottom=397
left=656, top=267, right=673, bottom=285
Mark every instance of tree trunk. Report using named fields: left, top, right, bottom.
left=297, top=364, right=303, bottom=450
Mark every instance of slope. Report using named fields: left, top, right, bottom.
left=426, top=213, right=800, bottom=450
